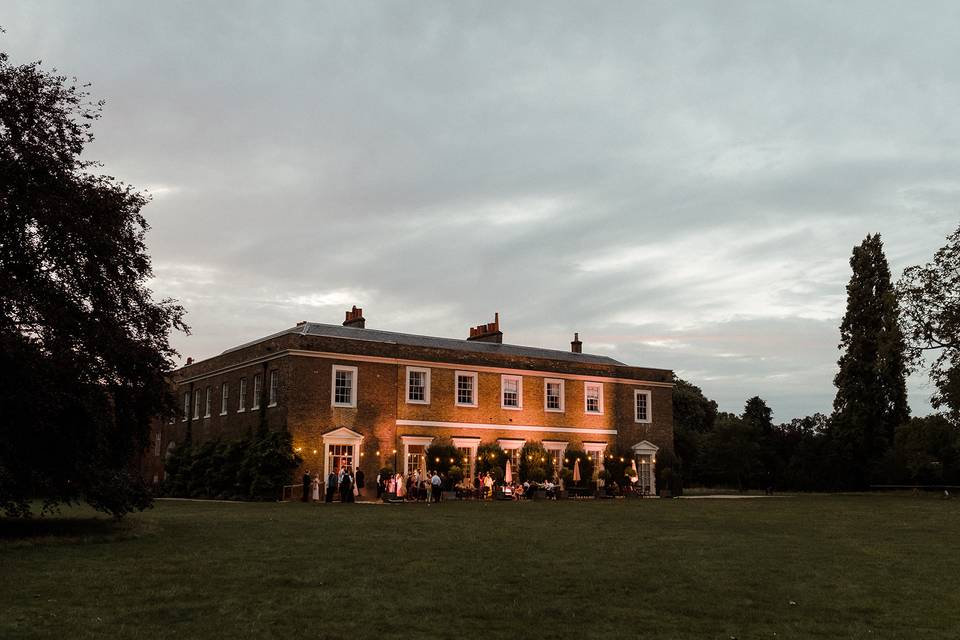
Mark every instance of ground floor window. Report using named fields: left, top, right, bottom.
left=328, top=444, right=354, bottom=475
left=406, top=444, right=425, bottom=476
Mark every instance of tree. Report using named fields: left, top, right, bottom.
left=898, top=225, right=960, bottom=424
left=518, top=441, right=553, bottom=483
left=742, top=396, right=776, bottom=486
left=672, top=375, right=718, bottom=486
left=831, top=234, right=910, bottom=489
left=893, top=415, right=960, bottom=485
left=699, top=414, right=760, bottom=491
left=0, top=46, right=186, bottom=516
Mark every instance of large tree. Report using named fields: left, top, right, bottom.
left=0, top=46, right=186, bottom=516
left=897, top=225, right=960, bottom=424
left=830, top=234, right=910, bottom=488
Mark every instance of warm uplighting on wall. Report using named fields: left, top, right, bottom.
left=392, top=449, right=397, bottom=454
left=312, top=449, right=318, bottom=455
left=295, top=447, right=302, bottom=452
left=360, top=452, right=365, bottom=457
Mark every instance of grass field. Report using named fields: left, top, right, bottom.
left=2, top=494, right=959, bottom=639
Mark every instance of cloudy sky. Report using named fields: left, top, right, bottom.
left=4, top=2, right=958, bottom=421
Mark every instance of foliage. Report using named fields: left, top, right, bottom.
left=893, top=415, right=960, bottom=485
left=475, top=443, right=507, bottom=474
left=425, top=441, right=460, bottom=475
left=672, top=375, right=718, bottom=487
left=599, top=446, right=635, bottom=488
left=562, top=447, right=594, bottom=487
left=518, top=441, right=553, bottom=483
left=696, top=413, right=761, bottom=491
left=898, top=224, right=960, bottom=424
left=831, top=234, right=910, bottom=489
left=163, top=431, right=302, bottom=500
left=0, top=45, right=186, bottom=517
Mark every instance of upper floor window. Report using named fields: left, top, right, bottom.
left=544, top=379, right=564, bottom=412
left=220, top=382, right=229, bottom=415
left=501, top=375, right=522, bottom=409
left=268, top=370, right=279, bottom=407
left=406, top=367, right=431, bottom=404
left=193, top=390, right=201, bottom=419
left=584, top=382, right=603, bottom=414
left=634, top=389, right=652, bottom=423
left=204, top=386, right=212, bottom=418
left=252, top=374, right=262, bottom=410
left=238, top=377, right=247, bottom=412
left=332, top=365, right=358, bottom=408
left=183, top=392, right=190, bottom=422
left=455, top=371, right=478, bottom=407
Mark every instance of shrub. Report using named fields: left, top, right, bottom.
left=163, top=430, right=302, bottom=501
left=519, top=441, right=554, bottom=483
left=476, top=442, right=507, bottom=474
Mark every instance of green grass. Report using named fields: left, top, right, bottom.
left=2, top=494, right=959, bottom=639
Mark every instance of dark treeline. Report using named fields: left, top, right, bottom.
left=671, top=228, right=960, bottom=492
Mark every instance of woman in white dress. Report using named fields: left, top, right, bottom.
left=311, top=474, right=320, bottom=502
left=395, top=473, right=405, bottom=498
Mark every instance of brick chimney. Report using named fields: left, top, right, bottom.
left=343, top=306, right=365, bottom=328
left=571, top=333, right=582, bottom=354
left=467, top=312, right=503, bottom=343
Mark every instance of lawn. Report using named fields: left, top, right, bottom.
left=2, top=494, right=959, bottom=639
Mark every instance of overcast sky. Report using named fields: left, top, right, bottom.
left=4, top=2, right=959, bottom=421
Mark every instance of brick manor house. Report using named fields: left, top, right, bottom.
left=145, top=308, right=674, bottom=494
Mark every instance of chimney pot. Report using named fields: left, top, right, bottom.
left=571, top=333, right=582, bottom=354
left=466, top=312, right=503, bottom=343
left=343, top=306, right=366, bottom=328
left=186, top=357, right=194, bottom=365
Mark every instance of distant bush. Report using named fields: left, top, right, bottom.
left=476, top=443, right=507, bottom=475
left=519, top=441, right=554, bottom=483
left=162, top=430, right=302, bottom=501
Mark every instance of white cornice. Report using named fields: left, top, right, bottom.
left=396, top=419, right=617, bottom=436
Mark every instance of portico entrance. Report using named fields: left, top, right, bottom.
left=322, top=427, right=364, bottom=481
left=631, top=440, right=659, bottom=495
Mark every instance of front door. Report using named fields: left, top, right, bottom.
left=328, top=444, right=355, bottom=478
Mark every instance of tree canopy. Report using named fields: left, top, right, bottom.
left=0, top=47, right=186, bottom=516
left=898, top=224, right=960, bottom=423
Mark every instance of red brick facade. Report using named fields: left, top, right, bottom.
left=144, top=315, right=674, bottom=493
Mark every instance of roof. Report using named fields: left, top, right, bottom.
left=222, top=321, right=627, bottom=367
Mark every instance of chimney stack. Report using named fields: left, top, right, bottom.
left=343, top=306, right=366, bottom=328
left=571, top=333, right=582, bottom=354
left=186, top=357, right=194, bottom=365
left=467, top=312, right=503, bottom=343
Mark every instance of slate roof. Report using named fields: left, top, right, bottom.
left=222, top=321, right=627, bottom=367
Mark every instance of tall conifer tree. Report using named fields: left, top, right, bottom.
left=831, top=234, right=910, bottom=488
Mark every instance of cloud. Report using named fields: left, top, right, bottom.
left=4, top=0, right=959, bottom=420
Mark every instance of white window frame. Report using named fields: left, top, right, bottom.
left=237, top=377, right=247, bottom=413
left=584, top=381, right=604, bottom=415
left=183, top=392, right=190, bottom=422
left=220, top=382, right=229, bottom=415
left=204, top=386, right=212, bottom=418
left=401, top=435, right=434, bottom=476
left=405, top=366, right=431, bottom=405
left=498, top=438, right=525, bottom=474
left=193, top=390, right=201, bottom=419
left=501, top=374, right=523, bottom=410
left=252, top=374, right=262, bottom=410
left=268, top=370, right=279, bottom=407
left=455, top=371, right=479, bottom=407
left=634, top=389, right=652, bottom=423
left=331, top=364, right=358, bottom=408
left=544, top=378, right=565, bottom=413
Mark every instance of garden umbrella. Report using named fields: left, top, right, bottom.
left=631, top=459, right=639, bottom=483
left=505, top=459, right=513, bottom=484
left=573, top=458, right=581, bottom=483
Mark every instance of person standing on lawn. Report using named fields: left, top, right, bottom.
left=355, top=468, right=365, bottom=499
left=311, top=474, right=320, bottom=502
left=431, top=470, right=442, bottom=503
left=302, top=472, right=311, bottom=502
left=325, top=470, right=336, bottom=503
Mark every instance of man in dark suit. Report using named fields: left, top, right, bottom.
left=325, top=471, right=336, bottom=503
left=301, top=472, right=311, bottom=502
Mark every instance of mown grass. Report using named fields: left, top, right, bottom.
left=1, top=494, right=959, bottom=639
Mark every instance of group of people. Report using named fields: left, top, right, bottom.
left=303, top=467, right=365, bottom=503
left=377, top=469, right=444, bottom=503
left=463, top=472, right=561, bottom=500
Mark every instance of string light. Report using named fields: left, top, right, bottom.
left=312, top=449, right=318, bottom=455
left=376, top=450, right=380, bottom=456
